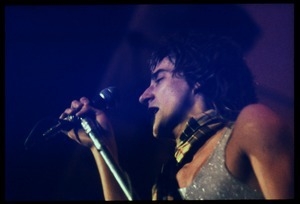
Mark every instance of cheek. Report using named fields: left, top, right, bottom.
left=157, top=77, right=192, bottom=112
left=163, top=88, right=190, bottom=113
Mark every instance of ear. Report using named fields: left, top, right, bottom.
left=193, top=82, right=202, bottom=94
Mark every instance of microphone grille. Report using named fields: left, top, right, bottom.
left=98, top=86, right=119, bottom=109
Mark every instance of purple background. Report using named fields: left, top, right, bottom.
left=5, top=4, right=294, bottom=200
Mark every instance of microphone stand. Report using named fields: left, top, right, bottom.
left=80, top=117, right=135, bottom=201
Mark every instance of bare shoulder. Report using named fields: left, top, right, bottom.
left=232, top=103, right=293, bottom=154
left=237, top=103, right=283, bottom=127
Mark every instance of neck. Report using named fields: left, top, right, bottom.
left=173, top=97, right=209, bottom=139
left=172, top=123, right=187, bottom=140
left=174, top=108, right=225, bottom=166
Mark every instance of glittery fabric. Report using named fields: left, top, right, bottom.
left=178, top=127, right=264, bottom=200
left=152, top=109, right=225, bottom=200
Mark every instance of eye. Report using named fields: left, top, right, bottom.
left=155, top=77, right=164, bottom=84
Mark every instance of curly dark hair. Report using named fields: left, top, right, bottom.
left=148, top=32, right=258, bottom=121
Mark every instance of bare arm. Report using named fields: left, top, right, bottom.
left=237, top=104, right=294, bottom=199
left=59, top=97, right=129, bottom=200
left=90, top=146, right=129, bottom=200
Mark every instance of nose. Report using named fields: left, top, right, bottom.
left=139, top=86, right=154, bottom=105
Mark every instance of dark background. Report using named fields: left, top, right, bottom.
left=5, top=4, right=294, bottom=201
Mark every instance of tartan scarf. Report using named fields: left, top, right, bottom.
left=152, top=109, right=225, bottom=200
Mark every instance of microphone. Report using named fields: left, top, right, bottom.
left=91, top=86, right=119, bottom=110
left=24, top=86, right=135, bottom=200
left=24, top=86, right=119, bottom=149
left=44, top=86, right=119, bottom=138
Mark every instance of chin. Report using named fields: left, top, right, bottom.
left=152, top=126, right=158, bottom=138
left=153, top=127, right=173, bottom=140
left=152, top=119, right=173, bottom=139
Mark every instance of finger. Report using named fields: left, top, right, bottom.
left=79, top=97, right=90, bottom=105
left=59, top=108, right=75, bottom=119
left=59, top=99, right=84, bottom=119
left=71, top=99, right=83, bottom=110
left=75, top=97, right=97, bottom=117
left=66, top=129, right=81, bottom=143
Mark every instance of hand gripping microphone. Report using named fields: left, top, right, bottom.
left=42, top=86, right=119, bottom=139
left=24, top=87, right=119, bottom=148
left=25, top=86, right=136, bottom=200
left=62, top=87, right=134, bottom=200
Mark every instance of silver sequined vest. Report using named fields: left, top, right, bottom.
left=178, top=127, right=264, bottom=200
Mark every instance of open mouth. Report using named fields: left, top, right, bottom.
left=148, top=107, right=159, bottom=116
